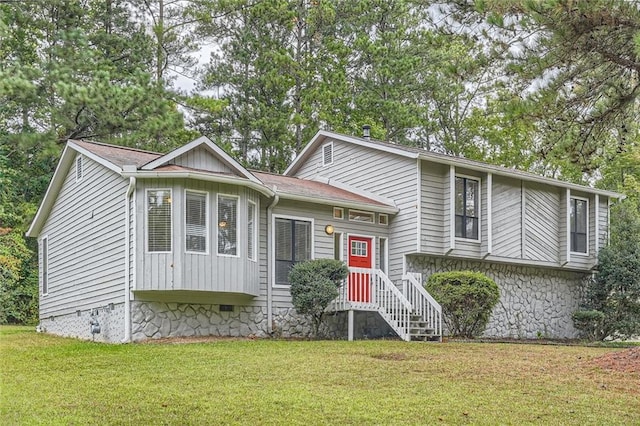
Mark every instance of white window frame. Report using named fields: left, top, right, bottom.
left=217, top=193, right=240, bottom=257
left=248, top=200, right=257, bottom=262
left=146, top=188, right=173, bottom=253
left=333, top=207, right=344, bottom=220
left=42, top=236, right=49, bottom=296
left=185, top=190, right=208, bottom=255
left=348, top=210, right=375, bottom=223
left=378, top=214, right=388, bottom=226
left=75, top=155, right=83, bottom=182
left=454, top=174, right=481, bottom=243
left=322, top=142, right=334, bottom=166
left=272, top=214, right=315, bottom=288
left=570, top=195, right=589, bottom=256
left=379, top=236, right=388, bottom=275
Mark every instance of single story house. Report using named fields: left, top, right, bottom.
left=26, top=130, right=624, bottom=342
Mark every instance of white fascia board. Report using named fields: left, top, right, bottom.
left=26, top=145, right=70, bottom=237
left=124, top=170, right=274, bottom=198
left=417, top=153, right=625, bottom=199
left=276, top=191, right=399, bottom=215
left=141, top=136, right=261, bottom=184
left=284, top=130, right=418, bottom=176
left=67, top=141, right=123, bottom=174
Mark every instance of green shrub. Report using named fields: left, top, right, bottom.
left=572, top=309, right=606, bottom=341
left=289, top=259, right=349, bottom=338
left=425, top=271, right=500, bottom=338
left=574, top=200, right=640, bottom=341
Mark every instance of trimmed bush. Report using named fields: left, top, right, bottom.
left=289, top=259, right=349, bottom=338
left=572, top=309, right=606, bottom=341
left=425, top=271, right=500, bottom=338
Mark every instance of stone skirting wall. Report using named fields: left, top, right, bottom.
left=38, top=303, right=125, bottom=343
left=407, top=255, right=590, bottom=339
left=130, top=301, right=398, bottom=341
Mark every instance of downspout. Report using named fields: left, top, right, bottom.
left=122, top=175, right=136, bottom=343
left=266, top=187, right=279, bottom=334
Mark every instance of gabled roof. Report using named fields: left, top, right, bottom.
left=27, top=136, right=397, bottom=237
left=285, top=130, right=625, bottom=199
left=141, top=136, right=262, bottom=184
left=253, top=172, right=398, bottom=214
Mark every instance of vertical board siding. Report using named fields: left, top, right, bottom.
left=40, top=154, right=128, bottom=317
left=137, top=180, right=260, bottom=296
left=171, top=146, right=234, bottom=174
left=524, top=183, right=560, bottom=262
left=598, top=196, right=609, bottom=251
left=293, top=139, right=416, bottom=282
left=492, top=176, right=522, bottom=258
left=420, top=162, right=447, bottom=253
left=269, top=199, right=390, bottom=308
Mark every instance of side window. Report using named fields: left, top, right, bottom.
left=570, top=197, right=588, bottom=253
left=218, top=195, right=238, bottom=256
left=455, top=176, right=479, bottom=240
left=147, top=189, right=172, bottom=252
left=247, top=201, right=256, bottom=261
left=42, top=237, right=48, bottom=295
left=185, top=191, right=207, bottom=253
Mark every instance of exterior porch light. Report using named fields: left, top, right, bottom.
left=218, top=220, right=227, bottom=228
left=324, top=224, right=335, bottom=235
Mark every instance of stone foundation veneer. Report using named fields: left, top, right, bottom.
left=38, top=303, right=126, bottom=343
left=130, top=301, right=395, bottom=341
left=407, top=255, right=590, bottom=339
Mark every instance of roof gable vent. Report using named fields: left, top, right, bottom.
left=75, top=156, right=83, bottom=182
left=322, top=142, right=333, bottom=166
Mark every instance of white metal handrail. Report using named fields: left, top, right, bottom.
left=402, top=272, right=442, bottom=340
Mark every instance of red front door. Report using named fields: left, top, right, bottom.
left=348, top=236, right=373, bottom=302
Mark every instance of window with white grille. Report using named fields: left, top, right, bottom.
left=248, top=201, right=256, bottom=261
left=147, top=189, right=172, bottom=252
left=185, top=191, right=207, bottom=253
left=218, top=195, right=238, bottom=256
left=322, top=142, right=333, bottom=166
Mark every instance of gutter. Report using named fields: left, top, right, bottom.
left=122, top=170, right=275, bottom=198
left=122, top=175, right=136, bottom=343
left=266, top=188, right=279, bottom=335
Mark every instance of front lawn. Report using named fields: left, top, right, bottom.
left=1, top=326, right=638, bottom=425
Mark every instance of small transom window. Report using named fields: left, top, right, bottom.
left=349, top=210, right=374, bottom=223
left=333, top=207, right=344, bottom=219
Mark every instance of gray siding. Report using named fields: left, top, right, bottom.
left=598, top=195, right=609, bottom=251
left=568, top=190, right=595, bottom=270
left=268, top=199, right=390, bottom=308
left=135, top=179, right=260, bottom=296
left=492, top=175, right=522, bottom=259
left=171, top=146, right=234, bottom=174
left=293, top=138, right=416, bottom=282
left=524, top=182, right=560, bottom=262
left=40, top=154, right=128, bottom=317
left=420, top=161, right=447, bottom=253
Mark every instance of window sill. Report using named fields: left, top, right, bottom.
left=570, top=251, right=590, bottom=257
left=455, top=237, right=481, bottom=244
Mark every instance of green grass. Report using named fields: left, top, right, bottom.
left=1, top=326, right=638, bottom=425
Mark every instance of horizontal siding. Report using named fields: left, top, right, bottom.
left=492, top=176, right=522, bottom=259
left=172, top=146, right=234, bottom=174
left=268, top=199, right=390, bottom=308
left=40, top=154, right=128, bottom=317
left=293, top=139, right=416, bottom=283
left=598, top=196, right=609, bottom=252
left=524, top=183, right=560, bottom=262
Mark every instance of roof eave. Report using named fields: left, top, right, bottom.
left=276, top=191, right=398, bottom=214
left=123, top=170, right=275, bottom=198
